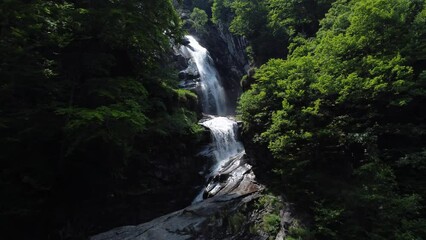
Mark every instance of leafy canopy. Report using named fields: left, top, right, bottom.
left=238, top=0, right=426, bottom=239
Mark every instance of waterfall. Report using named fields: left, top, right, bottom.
left=180, top=36, right=227, bottom=116
left=92, top=36, right=261, bottom=240
left=181, top=36, right=246, bottom=204
left=192, top=115, right=246, bottom=203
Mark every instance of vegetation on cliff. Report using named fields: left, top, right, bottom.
left=212, top=0, right=335, bottom=64
left=0, top=0, right=202, bottom=238
left=235, top=0, right=426, bottom=239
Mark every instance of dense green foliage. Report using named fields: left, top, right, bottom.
left=191, top=0, right=214, bottom=14
left=0, top=0, right=202, bottom=238
left=238, top=0, right=426, bottom=239
left=211, top=0, right=334, bottom=64
left=190, top=7, right=209, bottom=33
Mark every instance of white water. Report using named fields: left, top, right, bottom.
left=180, top=36, right=227, bottom=116
left=193, top=116, right=245, bottom=203
left=182, top=36, right=246, bottom=204
left=200, top=117, right=244, bottom=173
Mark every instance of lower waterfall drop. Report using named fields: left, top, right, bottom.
left=193, top=116, right=245, bottom=203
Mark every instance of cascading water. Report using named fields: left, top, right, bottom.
left=180, top=36, right=227, bottom=116
left=91, top=36, right=263, bottom=240
left=201, top=117, right=243, bottom=166
left=181, top=36, right=246, bottom=204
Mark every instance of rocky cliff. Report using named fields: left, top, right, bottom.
left=200, top=22, right=249, bottom=113
left=177, top=5, right=250, bottom=114
left=90, top=3, right=301, bottom=240
left=91, top=152, right=299, bottom=240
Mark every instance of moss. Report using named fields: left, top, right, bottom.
left=262, top=213, right=281, bottom=236
left=174, top=88, right=198, bottom=103
left=227, top=212, right=246, bottom=232
left=255, top=194, right=283, bottom=218
left=249, top=224, right=258, bottom=234
left=253, top=193, right=284, bottom=238
left=285, top=220, right=314, bottom=240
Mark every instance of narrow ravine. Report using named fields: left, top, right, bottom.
left=91, top=36, right=263, bottom=240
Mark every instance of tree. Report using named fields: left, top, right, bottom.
left=210, top=0, right=335, bottom=64
left=190, top=7, right=209, bottom=33
left=0, top=0, right=201, bottom=238
left=238, top=0, right=426, bottom=238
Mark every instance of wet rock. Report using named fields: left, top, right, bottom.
left=91, top=192, right=262, bottom=240
left=90, top=118, right=302, bottom=240
left=186, top=59, right=200, bottom=78
left=182, top=37, right=191, bottom=46
left=178, top=79, right=200, bottom=90
left=175, top=54, right=188, bottom=69
left=178, top=58, right=200, bottom=82
left=202, top=152, right=262, bottom=200
left=178, top=71, right=187, bottom=80
left=91, top=148, right=267, bottom=240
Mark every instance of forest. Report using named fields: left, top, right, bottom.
left=0, top=0, right=204, bottom=238
left=234, top=0, right=426, bottom=239
left=1, top=0, right=425, bottom=239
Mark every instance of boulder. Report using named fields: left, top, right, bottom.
left=177, top=59, right=200, bottom=81
left=178, top=71, right=187, bottom=80
left=175, top=54, right=188, bottom=69
left=182, top=36, right=191, bottom=45
left=186, top=58, right=200, bottom=78
left=178, top=79, right=200, bottom=90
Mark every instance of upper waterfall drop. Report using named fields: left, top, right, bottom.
left=180, top=36, right=227, bottom=116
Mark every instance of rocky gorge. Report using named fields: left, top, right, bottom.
left=90, top=4, right=300, bottom=237
left=2, top=1, right=424, bottom=239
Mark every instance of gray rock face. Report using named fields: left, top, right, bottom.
left=178, top=78, right=200, bottom=90
left=91, top=151, right=266, bottom=240
left=179, top=59, right=200, bottom=80
left=175, top=43, right=203, bottom=91
left=203, top=152, right=260, bottom=198
left=186, top=59, right=200, bottom=78
left=215, top=22, right=250, bottom=73
left=197, top=24, right=249, bottom=114
left=91, top=193, right=262, bottom=240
